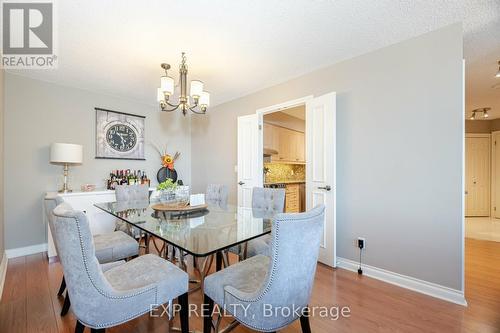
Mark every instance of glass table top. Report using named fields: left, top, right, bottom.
left=95, top=200, right=274, bottom=257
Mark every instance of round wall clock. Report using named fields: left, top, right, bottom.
left=95, top=108, right=146, bottom=160
left=106, top=124, right=137, bottom=152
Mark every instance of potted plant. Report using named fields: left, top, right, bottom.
left=157, top=178, right=178, bottom=206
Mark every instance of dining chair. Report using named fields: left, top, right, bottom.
left=203, top=205, right=325, bottom=333
left=206, top=184, right=228, bottom=204
left=115, top=184, right=151, bottom=253
left=51, top=201, right=190, bottom=333
left=44, top=195, right=139, bottom=316
left=226, top=187, right=285, bottom=263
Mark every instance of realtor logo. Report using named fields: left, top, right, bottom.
left=1, top=1, right=57, bottom=68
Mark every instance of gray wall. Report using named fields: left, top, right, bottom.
left=192, top=24, right=464, bottom=290
left=4, top=73, right=191, bottom=249
left=0, top=70, right=4, bottom=257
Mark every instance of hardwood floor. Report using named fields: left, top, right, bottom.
left=1, top=238, right=499, bottom=333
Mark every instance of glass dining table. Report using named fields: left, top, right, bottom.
left=95, top=200, right=275, bottom=272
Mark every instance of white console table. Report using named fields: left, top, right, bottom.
left=44, top=189, right=157, bottom=260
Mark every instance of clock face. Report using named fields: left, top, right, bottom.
left=106, top=124, right=137, bottom=152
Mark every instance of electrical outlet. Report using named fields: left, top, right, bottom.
left=357, top=237, right=366, bottom=249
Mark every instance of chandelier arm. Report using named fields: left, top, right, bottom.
left=161, top=102, right=181, bottom=112
left=189, top=105, right=206, bottom=114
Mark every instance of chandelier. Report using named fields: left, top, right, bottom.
left=157, top=52, right=210, bottom=115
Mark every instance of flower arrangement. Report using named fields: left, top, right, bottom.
left=152, top=143, right=181, bottom=170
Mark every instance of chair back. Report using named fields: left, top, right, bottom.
left=51, top=203, right=145, bottom=327
left=115, top=184, right=149, bottom=201
left=225, top=205, right=325, bottom=330
left=43, top=194, right=66, bottom=253
left=251, top=187, right=285, bottom=214
left=206, top=184, right=228, bottom=204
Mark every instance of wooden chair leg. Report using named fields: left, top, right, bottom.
left=203, top=294, right=214, bottom=333
left=57, top=276, right=66, bottom=296
left=61, top=292, right=71, bottom=316
left=178, top=292, right=189, bottom=333
left=75, top=320, right=85, bottom=333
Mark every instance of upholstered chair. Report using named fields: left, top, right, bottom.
left=51, top=202, right=190, bottom=333
left=226, top=187, right=285, bottom=263
left=115, top=184, right=149, bottom=201
left=114, top=184, right=150, bottom=251
left=206, top=184, right=228, bottom=204
left=251, top=187, right=286, bottom=213
left=203, top=205, right=325, bottom=333
left=44, top=195, right=139, bottom=316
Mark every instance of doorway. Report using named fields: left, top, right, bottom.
left=236, top=93, right=337, bottom=267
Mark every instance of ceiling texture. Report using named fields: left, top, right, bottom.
left=7, top=0, right=500, bottom=117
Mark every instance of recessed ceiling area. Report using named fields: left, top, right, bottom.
left=6, top=0, right=500, bottom=116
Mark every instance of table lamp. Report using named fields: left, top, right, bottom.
left=50, top=143, right=83, bottom=193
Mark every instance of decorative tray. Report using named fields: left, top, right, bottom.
left=151, top=203, right=208, bottom=213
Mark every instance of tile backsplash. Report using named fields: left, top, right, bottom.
left=264, top=163, right=305, bottom=183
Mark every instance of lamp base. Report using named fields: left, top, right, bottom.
left=58, top=164, right=72, bottom=193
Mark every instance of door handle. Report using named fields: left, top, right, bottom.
left=238, top=181, right=245, bottom=186
left=318, top=185, right=332, bottom=191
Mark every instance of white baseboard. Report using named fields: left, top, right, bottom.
left=0, top=252, right=8, bottom=300
left=336, top=257, right=467, bottom=306
left=5, top=243, right=47, bottom=259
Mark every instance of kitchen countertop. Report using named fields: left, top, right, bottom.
left=264, top=180, right=305, bottom=185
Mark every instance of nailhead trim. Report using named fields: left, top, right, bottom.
left=222, top=207, right=324, bottom=331
left=71, top=213, right=159, bottom=328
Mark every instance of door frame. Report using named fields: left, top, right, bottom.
left=255, top=95, right=314, bottom=182
left=255, top=94, right=337, bottom=266
left=491, top=132, right=500, bottom=217
left=465, top=133, right=491, bottom=217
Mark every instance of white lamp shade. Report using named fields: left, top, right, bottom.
left=50, top=143, right=83, bottom=164
left=161, top=76, right=175, bottom=95
left=190, top=80, right=204, bottom=98
left=157, top=88, right=164, bottom=102
left=199, top=91, right=210, bottom=107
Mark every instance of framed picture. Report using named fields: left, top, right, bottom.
left=95, top=108, right=145, bottom=160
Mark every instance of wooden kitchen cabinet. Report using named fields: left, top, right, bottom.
left=264, top=123, right=305, bottom=163
left=263, top=123, right=279, bottom=152
left=285, top=183, right=300, bottom=213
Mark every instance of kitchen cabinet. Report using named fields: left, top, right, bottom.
left=264, top=123, right=305, bottom=163
left=285, top=183, right=300, bottom=213
left=263, top=123, right=280, bottom=152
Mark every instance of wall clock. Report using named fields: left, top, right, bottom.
left=95, top=108, right=145, bottom=160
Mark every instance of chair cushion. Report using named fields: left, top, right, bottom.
left=93, top=231, right=139, bottom=263
left=104, top=254, right=189, bottom=303
left=204, top=255, right=270, bottom=307
left=246, top=235, right=272, bottom=257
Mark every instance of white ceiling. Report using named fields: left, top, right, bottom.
left=7, top=0, right=500, bottom=116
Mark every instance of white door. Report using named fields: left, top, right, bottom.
left=306, top=92, right=336, bottom=267
left=237, top=114, right=262, bottom=208
left=465, top=135, right=490, bottom=217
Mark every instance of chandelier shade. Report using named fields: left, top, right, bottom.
left=157, top=53, right=209, bottom=116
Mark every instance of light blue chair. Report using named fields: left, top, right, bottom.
left=226, top=187, right=285, bottom=263
left=206, top=184, right=228, bottom=204
left=44, top=195, right=139, bottom=316
left=204, top=205, right=325, bottom=333
left=51, top=202, right=190, bottom=333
